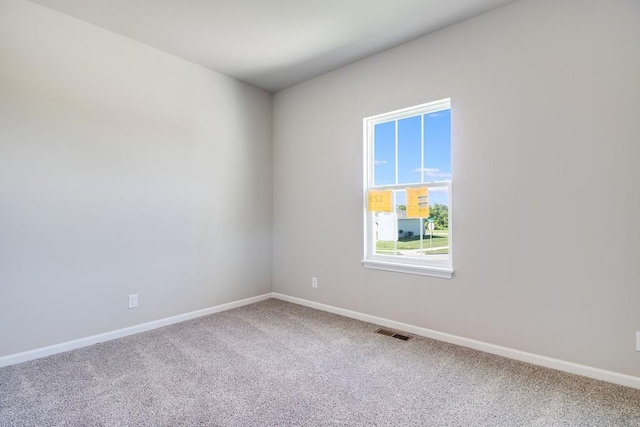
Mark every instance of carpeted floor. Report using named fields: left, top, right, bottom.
left=1, top=299, right=640, bottom=426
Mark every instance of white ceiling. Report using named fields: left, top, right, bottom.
left=29, top=0, right=517, bottom=92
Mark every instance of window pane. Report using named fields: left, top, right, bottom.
left=397, top=115, right=421, bottom=185
left=374, top=121, right=395, bottom=186
left=396, top=187, right=423, bottom=260
left=374, top=190, right=411, bottom=257
left=394, top=189, right=406, bottom=209
left=373, top=187, right=450, bottom=260
left=423, top=187, right=450, bottom=259
left=423, top=109, right=451, bottom=182
left=374, top=211, right=397, bottom=255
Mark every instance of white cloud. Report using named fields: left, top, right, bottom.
left=413, top=167, right=451, bottom=179
left=374, top=160, right=388, bottom=165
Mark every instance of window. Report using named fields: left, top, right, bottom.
left=362, top=98, right=452, bottom=278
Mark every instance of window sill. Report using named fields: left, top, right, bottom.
left=361, top=259, right=453, bottom=279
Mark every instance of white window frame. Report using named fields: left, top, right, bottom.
left=362, top=98, right=453, bottom=279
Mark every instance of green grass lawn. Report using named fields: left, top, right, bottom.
left=376, top=233, right=449, bottom=253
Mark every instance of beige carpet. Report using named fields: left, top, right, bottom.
left=1, top=299, right=640, bottom=426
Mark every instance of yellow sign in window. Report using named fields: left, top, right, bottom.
left=367, top=190, right=393, bottom=212
left=406, top=187, right=429, bottom=218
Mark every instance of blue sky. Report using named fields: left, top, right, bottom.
left=373, top=109, right=451, bottom=206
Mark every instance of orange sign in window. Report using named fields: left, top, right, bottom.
left=367, top=190, right=393, bottom=212
left=406, top=187, right=429, bottom=218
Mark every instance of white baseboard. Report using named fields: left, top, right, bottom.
left=0, top=293, right=272, bottom=368
left=272, top=292, right=640, bottom=390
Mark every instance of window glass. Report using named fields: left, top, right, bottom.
left=397, top=115, right=421, bottom=185
left=373, top=121, right=395, bottom=186
left=423, top=187, right=450, bottom=257
left=423, top=110, right=451, bottom=182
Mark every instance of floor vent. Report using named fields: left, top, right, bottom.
left=392, top=333, right=411, bottom=341
left=375, top=329, right=412, bottom=341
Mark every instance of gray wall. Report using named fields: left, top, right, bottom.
left=273, top=0, right=640, bottom=376
left=0, top=0, right=272, bottom=357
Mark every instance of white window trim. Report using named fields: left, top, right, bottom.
left=361, top=98, right=453, bottom=279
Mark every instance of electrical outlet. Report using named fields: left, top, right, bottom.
left=636, top=332, right=640, bottom=351
left=312, top=277, right=318, bottom=289
left=128, top=294, right=138, bottom=309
